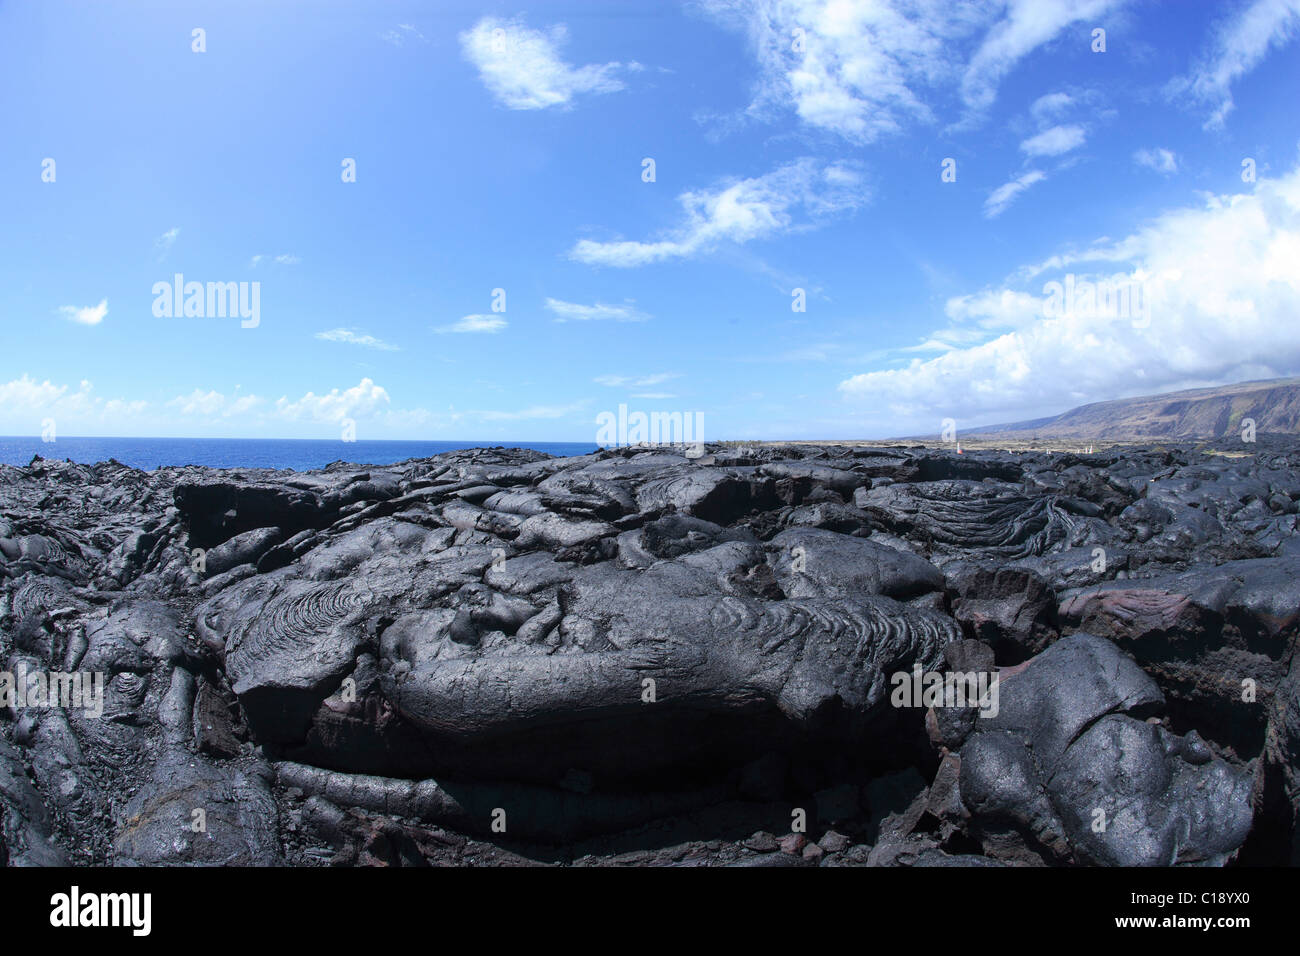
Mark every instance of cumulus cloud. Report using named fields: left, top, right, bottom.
left=1020, top=124, right=1086, bottom=156
left=0, top=375, right=71, bottom=411
left=434, top=314, right=507, bottom=334
left=0, top=376, right=440, bottom=436
left=570, top=158, right=866, bottom=267
left=169, top=382, right=389, bottom=426
left=0, top=375, right=147, bottom=430
left=545, top=298, right=649, bottom=322
left=839, top=163, right=1300, bottom=432
left=315, top=328, right=400, bottom=351
left=273, top=378, right=391, bottom=424
left=1134, top=147, right=1179, bottom=175
left=699, top=0, right=1125, bottom=141
left=984, top=170, right=1046, bottom=218
left=58, top=299, right=108, bottom=326
left=1169, top=0, right=1300, bottom=129
left=460, top=16, right=631, bottom=110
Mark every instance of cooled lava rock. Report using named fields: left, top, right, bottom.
left=1, top=438, right=1297, bottom=865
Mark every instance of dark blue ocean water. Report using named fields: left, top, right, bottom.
left=0, top=437, right=597, bottom=472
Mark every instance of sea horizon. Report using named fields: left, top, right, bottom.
left=0, top=435, right=598, bottom=472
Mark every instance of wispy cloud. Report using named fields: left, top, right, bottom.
left=249, top=253, right=299, bottom=268
left=475, top=401, right=588, bottom=421
left=169, top=388, right=263, bottom=417
left=154, top=227, right=180, bottom=261
left=984, top=170, right=1046, bottom=218
left=58, top=299, right=108, bottom=326
left=959, top=0, right=1126, bottom=116
left=460, top=16, right=632, bottom=110
left=594, top=372, right=679, bottom=387
left=545, top=298, right=649, bottom=322
left=434, top=314, right=507, bottom=334
left=570, top=159, right=867, bottom=267
left=1168, top=0, right=1300, bottom=129
left=381, top=24, right=425, bottom=47
left=1134, top=147, right=1179, bottom=175
left=698, top=0, right=1126, bottom=141
left=315, top=328, right=400, bottom=351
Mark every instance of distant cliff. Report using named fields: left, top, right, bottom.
left=966, top=377, right=1300, bottom=440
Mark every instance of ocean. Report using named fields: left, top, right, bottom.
left=0, top=436, right=598, bottom=472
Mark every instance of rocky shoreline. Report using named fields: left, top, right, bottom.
left=2, top=440, right=1297, bottom=867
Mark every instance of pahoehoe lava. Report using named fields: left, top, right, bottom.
left=2, top=438, right=1298, bottom=866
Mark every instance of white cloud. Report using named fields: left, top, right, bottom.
left=58, top=299, right=108, bottom=326
left=476, top=401, right=588, bottom=421
left=250, top=254, right=298, bottom=268
left=0, top=375, right=146, bottom=429
left=1169, top=0, right=1300, bottom=128
left=459, top=16, right=630, bottom=110
left=984, top=170, right=1046, bottom=218
left=315, top=328, right=400, bottom=351
left=839, top=162, right=1300, bottom=432
left=1029, top=91, right=1074, bottom=123
left=545, top=298, right=649, bottom=322
left=154, top=227, right=180, bottom=260
left=1020, top=124, right=1086, bottom=156
left=167, top=381, right=389, bottom=426
left=168, top=380, right=407, bottom=428
left=169, top=389, right=263, bottom=417
left=274, top=378, right=391, bottom=424
left=570, top=158, right=866, bottom=267
left=434, top=314, right=507, bottom=334
left=943, top=289, right=1045, bottom=331
left=381, top=24, right=425, bottom=47
left=961, top=0, right=1125, bottom=114
left=0, top=375, right=78, bottom=411
left=699, top=0, right=1125, bottom=141
left=1134, top=147, right=1179, bottom=175
left=700, top=0, right=981, bottom=142
left=0, top=376, right=448, bottom=437
left=594, top=372, right=679, bottom=387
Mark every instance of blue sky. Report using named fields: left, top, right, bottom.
left=2, top=0, right=1299, bottom=442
